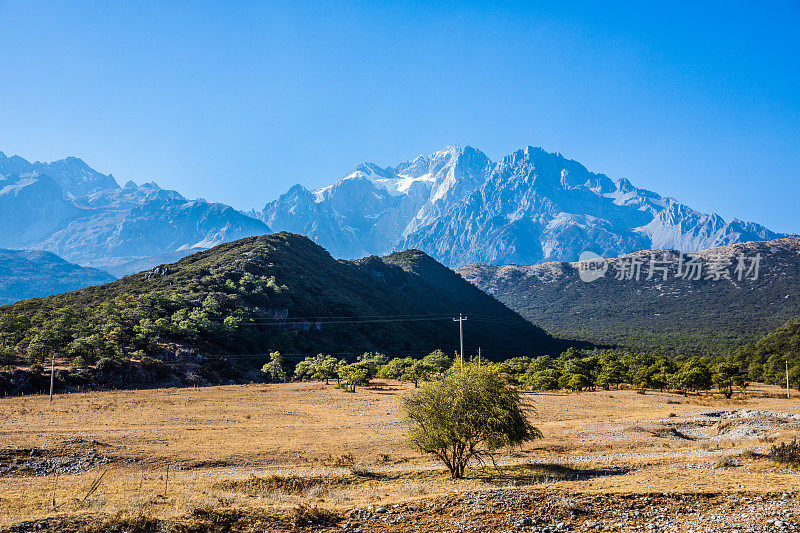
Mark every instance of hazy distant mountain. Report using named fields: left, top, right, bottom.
left=0, top=249, right=115, bottom=305
left=459, top=236, right=800, bottom=354
left=260, top=145, right=781, bottom=267
left=0, top=152, right=271, bottom=276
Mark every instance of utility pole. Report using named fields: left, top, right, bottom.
left=787, top=360, right=790, bottom=399
left=453, top=314, right=467, bottom=368
left=49, top=353, right=55, bottom=403
left=478, top=347, right=481, bottom=366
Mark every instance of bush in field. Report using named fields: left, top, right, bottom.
left=403, top=364, right=541, bottom=478
left=768, top=438, right=800, bottom=466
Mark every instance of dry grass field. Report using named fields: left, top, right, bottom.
left=1, top=381, right=799, bottom=531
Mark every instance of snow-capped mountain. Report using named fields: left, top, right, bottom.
left=259, top=145, right=781, bottom=267
left=0, top=152, right=270, bottom=276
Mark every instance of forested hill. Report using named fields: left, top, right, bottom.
left=459, top=236, right=800, bottom=355
left=0, top=232, right=563, bottom=367
left=736, top=317, right=800, bottom=387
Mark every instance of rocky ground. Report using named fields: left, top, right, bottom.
left=340, top=489, right=799, bottom=533
left=3, top=488, right=797, bottom=532
left=0, top=444, right=110, bottom=477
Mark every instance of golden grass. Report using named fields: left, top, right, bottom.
left=0, top=381, right=798, bottom=527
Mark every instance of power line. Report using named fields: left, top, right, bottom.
left=223, top=315, right=530, bottom=326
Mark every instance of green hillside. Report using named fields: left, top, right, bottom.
left=459, top=236, right=800, bottom=355
left=0, top=233, right=563, bottom=374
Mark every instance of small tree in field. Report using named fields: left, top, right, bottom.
left=402, top=365, right=541, bottom=479
left=295, top=354, right=340, bottom=384
left=262, top=351, right=286, bottom=382
left=712, top=361, right=746, bottom=399
left=339, top=362, right=370, bottom=392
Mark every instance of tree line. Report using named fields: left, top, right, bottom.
left=264, top=346, right=793, bottom=398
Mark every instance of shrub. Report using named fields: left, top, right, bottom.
left=0, top=347, right=15, bottom=367
left=140, top=356, right=168, bottom=377
left=713, top=455, right=740, bottom=469
left=291, top=503, right=340, bottom=526
left=96, top=357, right=118, bottom=372
left=768, top=438, right=800, bottom=466
left=403, top=364, right=541, bottom=478
left=422, top=349, right=452, bottom=374
left=70, top=355, right=88, bottom=370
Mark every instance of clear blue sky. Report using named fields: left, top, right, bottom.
left=0, top=1, right=798, bottom=232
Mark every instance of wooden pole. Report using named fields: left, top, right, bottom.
left=49, top=354, right=55, bottom=403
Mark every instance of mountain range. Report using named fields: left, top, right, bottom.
left=259, top=145, right=781, bottom=267
left=0, top=145, right=784, bottom=301
left=459, top=236, right=800, bottom=354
